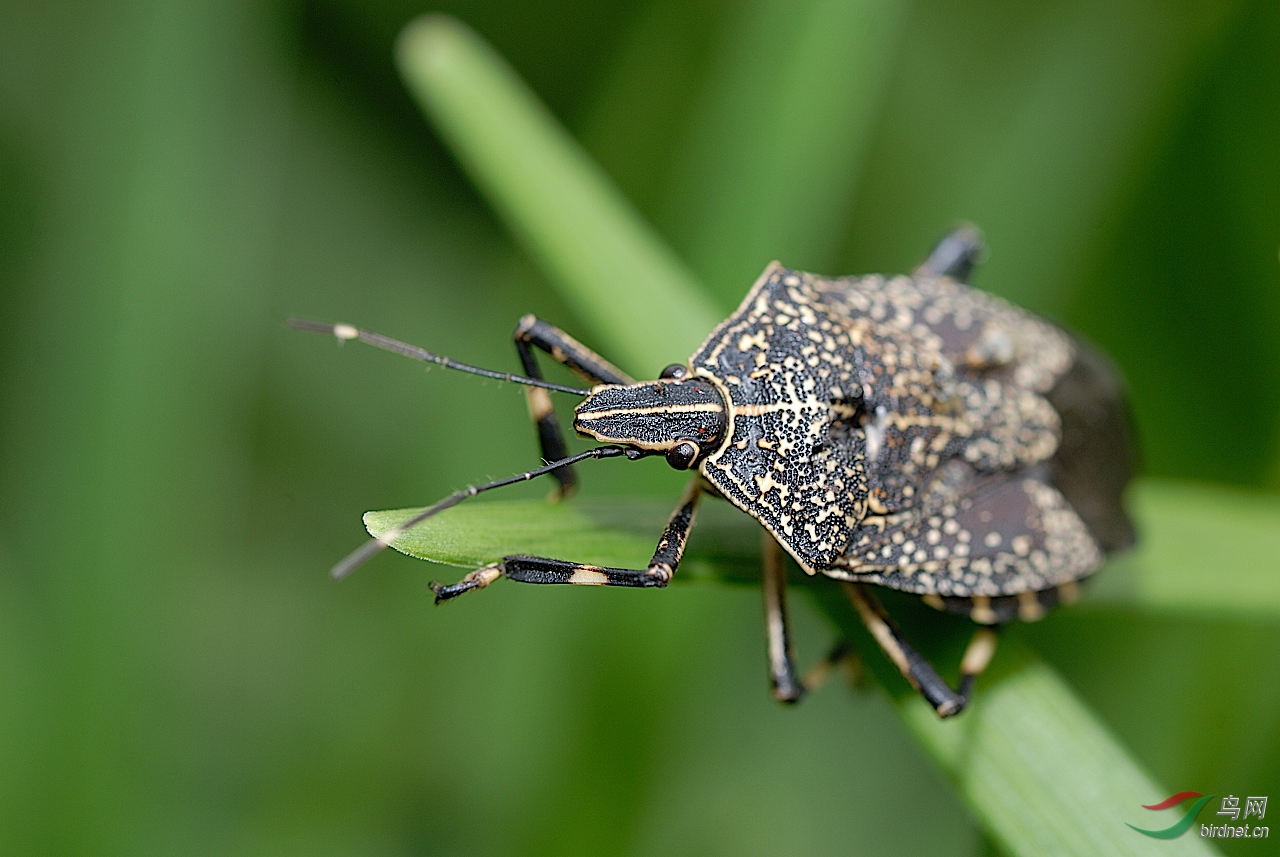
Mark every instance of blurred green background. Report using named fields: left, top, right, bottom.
left=1, top=0, right=1278, bottom=855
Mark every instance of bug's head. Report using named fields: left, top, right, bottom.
left=573, top=364, right=727, bottom=470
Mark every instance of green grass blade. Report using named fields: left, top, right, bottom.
left=896, top=648, right=1220, bottom=857
left=395, top=15, right=719, bottom=375
left=1087, top=480, right=1280, bottom=617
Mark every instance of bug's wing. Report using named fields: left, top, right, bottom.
left=852, top=324, right=1063, bottom=513
left=826, top=272, right=1135, bottom=554
left=829, top=460, right=1103, bottom=597
left=809, top=273, right=1076, bottom=394
left=814, top=272, right=1136, bottom=554
left=1043, top=338, right=1138, bottom=553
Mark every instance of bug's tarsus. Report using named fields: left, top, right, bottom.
left=286, top=318, right=590, bottom=396
left=951, top=626, right=1000, bottom=713
left=327, top=446, right=629, bottom=582
left=431, top=563, right=502, bottom=603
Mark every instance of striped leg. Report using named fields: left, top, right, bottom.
left=762, top=535, right=864, bottom=702
left=915, top=224, right=984, bottom=283
left=432, top=479, right=702, bottom=602
left=844, top=582, right=999, bottom=718
left=761, top=532, right=805, bottom=703
left=514, top=315, right=633, bottom=498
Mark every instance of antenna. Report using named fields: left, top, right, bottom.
left=329, top=446, right=632, bottom=580
left=287, top=319, right=591, bottom=396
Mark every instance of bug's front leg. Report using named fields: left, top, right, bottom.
left=432, top=478, right=702, bottom=602
left=513, top=316, right=634, bottom=499
left=844, top=582, right=999, bottom=717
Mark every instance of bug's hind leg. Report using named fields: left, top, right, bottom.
left=955, top=626, right=999, bottom=704
left=433, top=478, right=701, bottom=602
left=915, top=224, right=985, bottom=283
left=844, top=582, right=999, bottom=717
left=513, top=316, right=634, bottom=498
left=800, top=641, right=864, bottom=694
left=761, top=532, right=806, bottom=703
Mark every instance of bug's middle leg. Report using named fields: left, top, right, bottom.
left=432, top=478, right=702, bottom=602
left=843, top=582, right=999, bottom=717
left=513, top=315, right=634, bottom=498
left=761, top=537, right=865, bottom=702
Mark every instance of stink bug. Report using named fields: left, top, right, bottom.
left=291, top=227, right=1135, bottom=717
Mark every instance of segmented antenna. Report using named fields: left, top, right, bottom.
left=287, top=319, right=591, bottom=396
left=329, top=446, right=630, bottom=580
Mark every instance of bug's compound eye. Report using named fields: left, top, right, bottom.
left=666, top=441, right=699, bottom=470
left=659, top=363, right=688, bottom=380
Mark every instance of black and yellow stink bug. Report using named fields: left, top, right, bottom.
left=291, top=227, right=1136, bottom=717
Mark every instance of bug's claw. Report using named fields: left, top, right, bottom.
left=936, top=694, right=969, bottom=719
left=431, top=563, right=503, bottom=604
left=771, top=674, right=807, bottom=705
left=937, top=675, right=977, bottom=718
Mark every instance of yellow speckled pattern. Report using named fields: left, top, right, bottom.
left=691, top=262, right=1109, bottom=598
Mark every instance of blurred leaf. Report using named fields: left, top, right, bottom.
left=395, top=14, right=719, bottom=375
left=895, top=647, right=1219, bottom=857
left=659, top=0, right=908, bottom=304
left=0, top=2, right=299, bottom=853
left=573, top=0, right=728, bottom=218
left=844, top=1, right=1236, bottom=317
left=1064, top=2, right=1280, bottom=487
